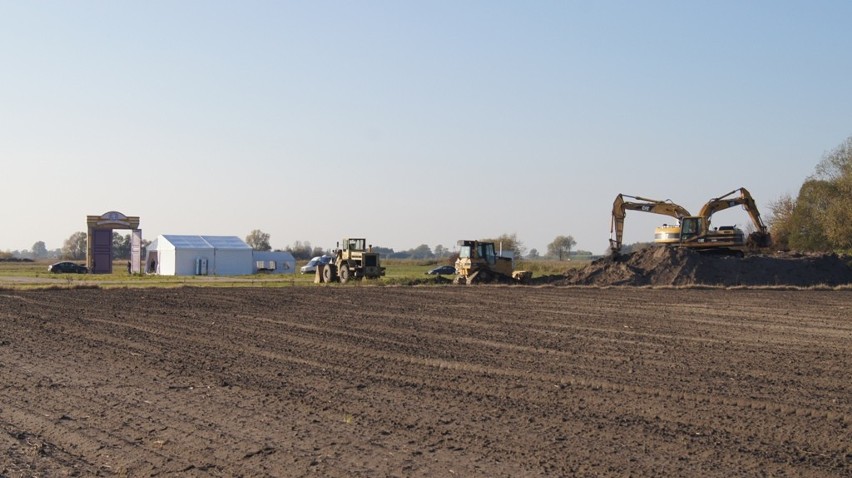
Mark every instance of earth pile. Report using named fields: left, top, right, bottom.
left=548, top=247, right=852, bottom=287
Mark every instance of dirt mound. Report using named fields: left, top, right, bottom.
left=550, top=247, right=852, bottom=287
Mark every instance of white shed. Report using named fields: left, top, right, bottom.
left=252, top=251, right=297, bottom=274
left=147, top=235, right=253, bottom=276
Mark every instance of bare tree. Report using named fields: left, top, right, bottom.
left=62, top=232, right=87, bottom=260
left=245, top=230, right=272, bottom=251
left=767, top=193, right=795, bottom=250
left=482, top=233, right=526, bottom=258
left=547, top=235, right=577, bottom=260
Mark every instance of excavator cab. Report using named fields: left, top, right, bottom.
left=679, top=217, right=703, bottom=240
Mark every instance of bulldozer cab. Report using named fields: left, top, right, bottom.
left=459, top=241, right=497, bottom=265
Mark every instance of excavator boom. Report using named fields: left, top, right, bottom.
left=610, top=194, right=691, bottom=253
left=692, top=187, right=771, bottom=248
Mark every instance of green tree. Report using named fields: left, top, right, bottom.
left=246, top=229, right=272, bottom=251
left=768, top=134, right=852, bottom=252
left=409, top=244, right=434, bottom=260
left=547, top=235, right=577, bottom=260
left=62, top=232, right=87, bottom=260
left=31, top=241, right=48, bottom=259
left=787, top=180, right=835, bottom=251
left=112, top=232, right=131, bottom=259
left=285, top=241, right=318, bottom=260
left=371, top=246, right=394, bottom=256
left=767, top=193, right=796, bottom=250
left=816, top=137, right=852, bottom=250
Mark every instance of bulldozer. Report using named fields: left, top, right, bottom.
left=316, top=238, right=385, bottom=284
left=454, top=240, right=531, bottom=285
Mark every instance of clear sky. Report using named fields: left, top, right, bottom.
left=2, top=1, right=851, bottom=255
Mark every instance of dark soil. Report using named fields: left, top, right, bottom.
left=1, top=287, right=850, bottom=477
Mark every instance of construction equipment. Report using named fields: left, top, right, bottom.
left=317, top=238, right=385, bottom=284
left=454, top=240, right=531, bottom=284
left=610, top=188, right=772, bottom=255
left=671, top=187, right=772, bottom=253
left=610, top=194, right=692, bottom=253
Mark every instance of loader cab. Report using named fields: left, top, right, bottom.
left=342, top=238, right=367, bottom=252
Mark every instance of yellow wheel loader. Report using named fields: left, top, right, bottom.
left=317, top=238, right=386, bottom=284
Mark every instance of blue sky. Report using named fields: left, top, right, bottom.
left=2, top=1, right=850, bottom=255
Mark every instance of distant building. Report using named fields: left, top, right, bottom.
left=145, top=235, right=295, bottom=276
left=251, top=250, right=296, bottom=274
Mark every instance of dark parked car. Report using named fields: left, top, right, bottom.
left=425, top=265, right=456, bottom=276
left=48, top=261, right=88, bottom=274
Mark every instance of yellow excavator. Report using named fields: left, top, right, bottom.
left=609, top=194, right=691, bottom=253
left=610, top=188, right=772, bottom=255
left=671, top=187, right=772, bottom=254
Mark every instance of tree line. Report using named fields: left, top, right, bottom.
left=4, top=229, right=588, bottom=262
left=2, top=232, right=150, bottom=262
left=247, top=230, right=588, bottom=261
left=767, top=135, right=852, bottom=252
left=6, top=224, right=592, bottom=265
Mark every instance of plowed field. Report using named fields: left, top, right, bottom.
left=1, top=287, right=850, bottom=477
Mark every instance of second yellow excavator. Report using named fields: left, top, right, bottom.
left=671, top=187, right=772, bottom=254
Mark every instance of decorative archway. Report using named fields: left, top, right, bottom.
left=86, top=211, right=141, bottom=274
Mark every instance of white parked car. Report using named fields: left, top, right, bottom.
left=300, top=255, right=333, bottom=274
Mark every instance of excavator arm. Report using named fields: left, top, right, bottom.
left=610, top=194, right=691, bottom=253
left=695, top=188, right=771, bottom=248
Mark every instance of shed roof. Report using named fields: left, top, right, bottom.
left=161, top=235, right=251, bottom=250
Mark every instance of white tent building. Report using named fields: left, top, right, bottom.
left=146, top=235, right=253, bottom=276
left=251, top=250, right=296, bottom=274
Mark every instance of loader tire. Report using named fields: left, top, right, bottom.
left=322, top=264, right=336, bottom=283
left=339, top=263, right=351, bottom=284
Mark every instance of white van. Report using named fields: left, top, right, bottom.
left=299, top=255, right=333, bottom=274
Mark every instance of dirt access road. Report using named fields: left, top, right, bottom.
left=1, top=287, right=850, bottom=477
